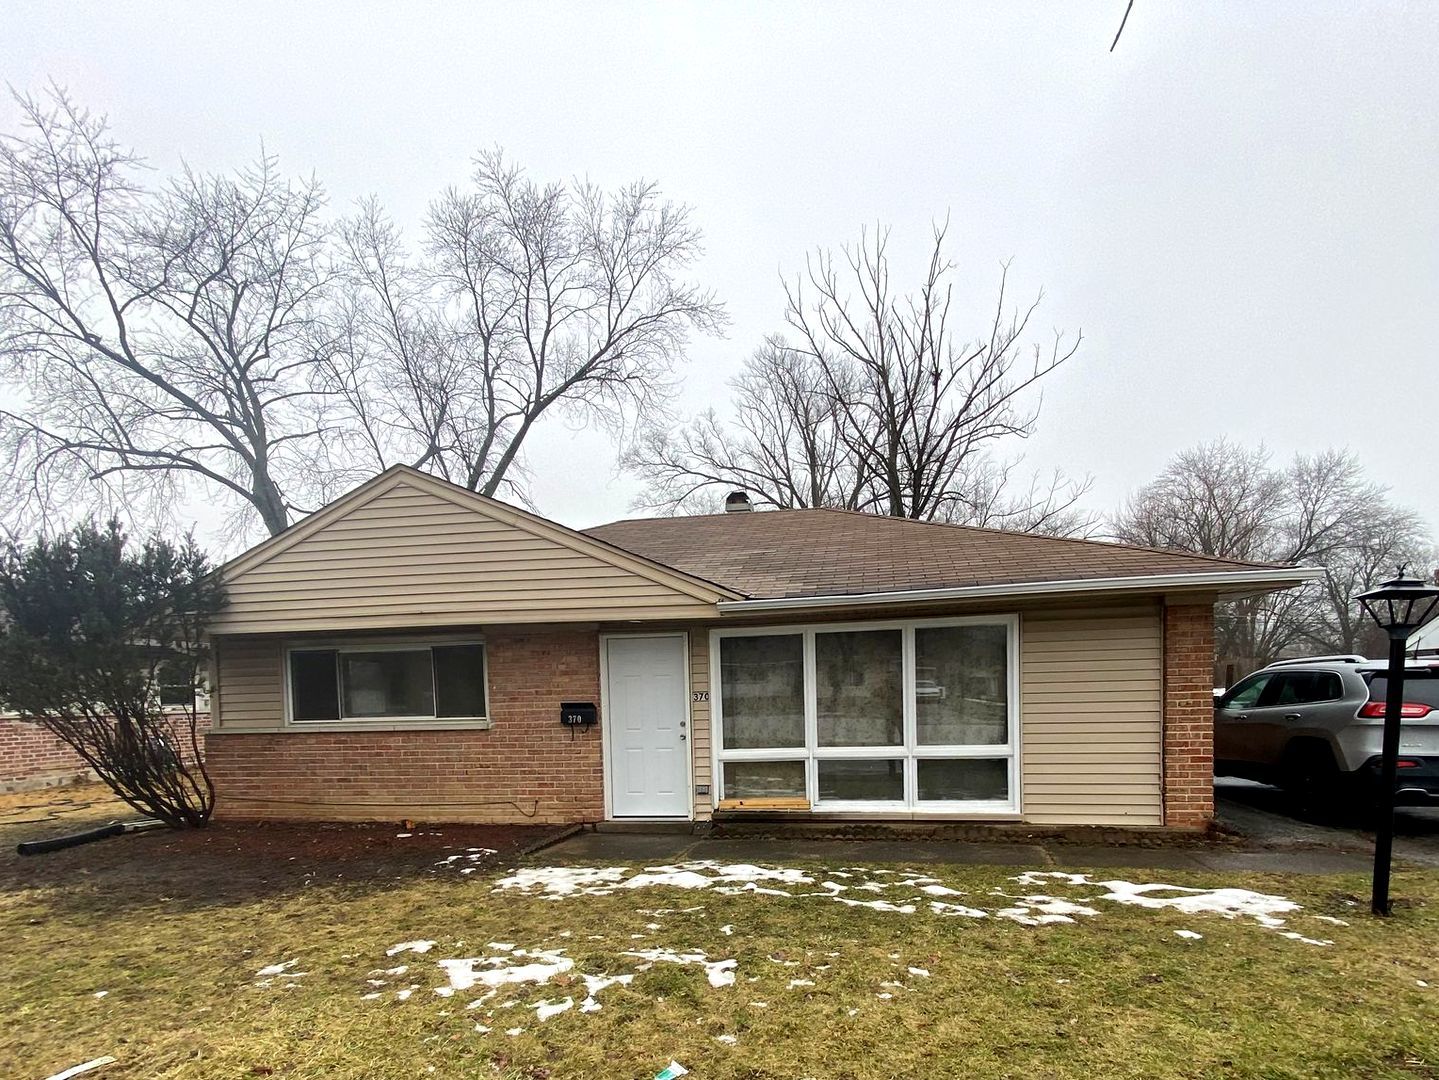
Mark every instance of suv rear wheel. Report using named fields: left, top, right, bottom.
left=1277, top=739, right=1340, bottom=807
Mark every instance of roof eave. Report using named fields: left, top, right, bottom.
left=714, top=567, right=1324, bottom=614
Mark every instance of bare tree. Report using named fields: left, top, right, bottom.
left=628, top=336, right=866, bottom=512
left=1288, top=451, right=1434, bottom=656
left=338, top=152, right=726, bottom=498
left=1113, top=439, right=1436, bottom=676
left=0, top=87, right=348, bottom=540
left=629, top=222, right=1094, bottom=534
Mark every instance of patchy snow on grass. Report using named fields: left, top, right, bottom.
left=387, top=940, right=437, bottom=956
left=624, top=947, right=738, bottom=988
left=255, top=959, right=300, bottom=977
left=1174, top=930, right=1204, bottom=940
left=532, top=996, right=574, bottom=1021
left=1002, top=871, right=1336, bottom=944
left=930, top=900, right=989, bottom=919
left=439, top=948, right=575, bottom=992
left=491, top=866, right=630, bottom=896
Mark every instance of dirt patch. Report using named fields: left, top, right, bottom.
left=0, top=782, right=578, bottom=912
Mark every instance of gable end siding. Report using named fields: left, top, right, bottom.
left=211, top=481, right=722, bottom=633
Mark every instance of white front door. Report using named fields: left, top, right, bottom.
left=605, top=634, right=690, bottom=818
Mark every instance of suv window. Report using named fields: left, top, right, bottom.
left=1223, top=673, right=1273, bottom=709
left=1271, top=671, right=1343, bottom=706
left=1367, top=674, right=1439, bottom=708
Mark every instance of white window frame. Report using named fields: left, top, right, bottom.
left=709, top=614, right=1020, bottom=815
left=282, top=636, right=491, bottom=730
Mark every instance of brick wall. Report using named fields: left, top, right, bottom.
left=1162, top=603, right=1216, bottom=828
left=0, top=719, right=92, bottom=789
left=1, top=713, right=211, bottom=792
left=206, top=627, right=604, bottom=824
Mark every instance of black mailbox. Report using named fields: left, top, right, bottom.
left=560, top=701, right=598, bottom=727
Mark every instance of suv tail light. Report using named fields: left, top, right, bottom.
left=1357, top=701, right=1434, bottom=719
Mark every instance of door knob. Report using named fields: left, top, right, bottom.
left=1283, top=712, right=1303, bottom=721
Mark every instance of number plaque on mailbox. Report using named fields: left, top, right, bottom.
left=560, top=702, right=598, bottom=727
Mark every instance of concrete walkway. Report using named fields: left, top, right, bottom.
left=537, top=779, right=1439, bottom=874
left=542, top=827, right=1378, bottom=875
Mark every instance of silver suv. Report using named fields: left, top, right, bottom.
left=1214, top=656, right=1439, bottom=802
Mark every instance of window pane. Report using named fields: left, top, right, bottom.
left=818, top=759, right=904, bottom=801
left=915, top=625, right=1009, bottom=746
left=1369, top=676, right=1439, bottom=708
left=1223, top=673, right=1270, bottom=709
left=434, top=644, right=487, bottom=718
left=816, top=629, right=902, bottom=747
left=159, top=684, right=193, bottom=707
left=290, top=650, right=340, bottom=721
left=1274, top=671, right=1342, bottom=706
left=723, top=760, right=807, bottom=800
left=917, top=758, right=1009, bottom=802
left=340, top=650, right=434, bottom=718
left=720, top=635, right=804, bottom=748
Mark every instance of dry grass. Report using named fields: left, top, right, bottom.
left=2, top=786, right=1438, bottom=1079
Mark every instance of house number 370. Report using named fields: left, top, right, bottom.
left=691, top=690, right=709, bottom=702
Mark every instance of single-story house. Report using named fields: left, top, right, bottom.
left=205, top=466, right=1317, bottom=830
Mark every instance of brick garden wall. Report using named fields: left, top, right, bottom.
left=1, top=712, right=211, bottom=792
left=1162, top=603, right=1216, bottom=829
left=0, top=718, right=92, bottom=790
left=206, top=627, right=604, bottom=824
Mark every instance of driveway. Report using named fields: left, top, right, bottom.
left=1215, top=776, right=1439, bottom=868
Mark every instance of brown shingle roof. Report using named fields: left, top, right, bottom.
left=583, top=509, right=1291, bottom=600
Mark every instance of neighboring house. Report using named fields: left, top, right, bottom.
left=1, top=695, right=212, bottom=793
left=204, top=466, right=1317, bottom=830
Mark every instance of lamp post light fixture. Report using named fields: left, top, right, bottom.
left=1357, top=569, right=1439, bottom=916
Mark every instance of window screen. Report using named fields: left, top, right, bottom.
left=340, top=650, right=434, bottom=718
left=720, top=634, right=804, bottom=748
left=815, top=629, right=903, bottom=747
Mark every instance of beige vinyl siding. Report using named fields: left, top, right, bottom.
left=1020, top=608, right=1164, bottom=826
left=213, top=636, right=285, bottom=731
left=212, top=480, right=722, bottom=634
left=689, top=629, right=713, bottom=819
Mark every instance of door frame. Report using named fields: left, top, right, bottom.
left=599, top=631, right=694, bottom=821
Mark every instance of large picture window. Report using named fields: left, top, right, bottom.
left=288, top=642, right=488, bottom=724
left=713, top=617, right=1018, bottom=812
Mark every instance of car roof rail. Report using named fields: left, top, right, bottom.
left=1263, top=654, right=1368, bottom=668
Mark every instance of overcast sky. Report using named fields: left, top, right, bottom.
left=4, top=1, right=1437, bottom=547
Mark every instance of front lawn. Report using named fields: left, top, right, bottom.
left=2, top=787, right=1437, bottom=1079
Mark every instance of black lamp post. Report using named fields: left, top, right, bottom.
left=1357, top=570, right=1439, bottom=915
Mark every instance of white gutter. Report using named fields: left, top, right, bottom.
left=716, top=566, right=1324, bottom=614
